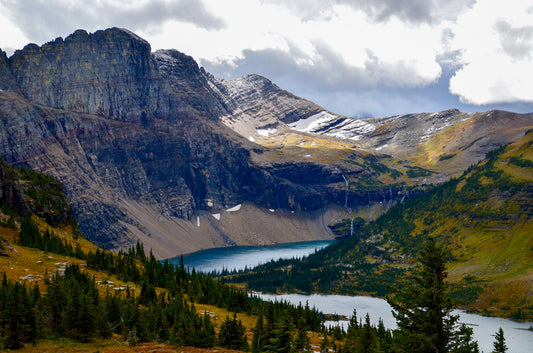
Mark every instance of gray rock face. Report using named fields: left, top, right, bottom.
left=207, top=73, right=323, bottom=135
left=0, top=161, right=30, bottom=217
left=9, top=29, right=168, bottom=123
left=0, top=28, right=357, bottom=255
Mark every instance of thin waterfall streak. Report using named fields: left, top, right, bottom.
left=342, top=174, right=354, bottom=236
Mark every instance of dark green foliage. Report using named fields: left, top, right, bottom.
left=17, top=218, right=84, bottom=259
left=386, top=238, right=479, bottom=353
left=218, top=313, right=248, bottom=350
left=249, top=301, right=326, bottom=353
left=439, top=154, right=456, bottom=161
left=335, top=310, right=392, bottom=353
left=0, top=275, right=38, bottom=349
left=271, top=314, right=292, bottom=353
left=491, top=328, right=507, bottom=353
left=508, top=156, right=533, bottom=168
left=449, top=325, right=479, bottom=353
left=388, top=238, right=457, bottom=352
left=292, top=319, right=311, bottom=353
left=405, top=165, right=435, bottom=178
left=43, top=264, right=101, bottom=340
left=14, top=163, right=72, bottom=226
left=252, top=312, right=266, bottom=352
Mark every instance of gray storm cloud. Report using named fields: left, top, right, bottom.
left=495, top=20, right=533, bottom=60
left=264, top=0, right=475, bottom=25
left=0, top=0, right=225, bottom=45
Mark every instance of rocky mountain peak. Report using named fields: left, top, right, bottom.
left=153, top=48, right=228, bottom=120
left=0, top=50, right=14, bottom=90
left=7, top=27, right=161, bottom=123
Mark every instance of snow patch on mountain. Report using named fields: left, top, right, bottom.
left=288, top=111, right=376, bottom=141
left=257, top=128, right=277, bottom=136
left=226, top=204, right=242, bottom=212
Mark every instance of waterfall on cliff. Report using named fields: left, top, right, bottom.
left=342, top=174, right=354, bottom=236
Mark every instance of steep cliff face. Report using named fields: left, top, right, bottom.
left=0, top=160, right=30, bottom=217
left=7, top=28, right=171, bottom=123
left=0, top=50, right=15, bottom=91
left=0, top=28, right=361, bottom=256
left=153, top=49, right=228, bottom=120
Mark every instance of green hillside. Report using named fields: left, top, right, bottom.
left=227, top=130, right=533, bottom=320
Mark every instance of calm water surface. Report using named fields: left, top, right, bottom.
left=258, top=293, right=533, bottom=353
left=169, top=240, right=532, bottom=353
left=170, top=240, right=334, bottom=272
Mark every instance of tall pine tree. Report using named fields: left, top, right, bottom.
left=491, top=328, right=507, bottom=353
left=217, top=313, right=248, bottom=350
left=386, top=237, right=478, bottom=353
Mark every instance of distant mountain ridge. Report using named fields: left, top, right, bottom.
left=0, top=27, right=531, bottom=257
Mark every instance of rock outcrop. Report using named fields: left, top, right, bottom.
left=208, top=73, right=323, bottom=136
left=0, top=160, right=30, bottom=217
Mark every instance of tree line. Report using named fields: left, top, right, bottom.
left=1, top=220, right=324, bottom=350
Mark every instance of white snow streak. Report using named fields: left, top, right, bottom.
left=288, top=111, right=376, bottom=141
left=226, top=204, right=242, bottom=212
left=288, top=111, right=336, bottom=132
left=257, top=128, right=277, bottom=136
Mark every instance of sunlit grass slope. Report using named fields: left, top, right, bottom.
left=364, top=130, right=533, bottom=318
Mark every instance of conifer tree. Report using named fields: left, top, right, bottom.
left=292, top=318, right=311, bottom=353
left=218, top=313, right=248, bottom=350
left=491, top=328, right=507, bottom=353
left=342, top=309, right=359, bottom=353
left=449, top=324, right=479, bottom=353
left=386, top=237, right=475, bottom=353
left=274, top=314, right=293, bottom=353
left=357, top=314, right=377, bottom=353
left=252, top=311, right=266, bottom=352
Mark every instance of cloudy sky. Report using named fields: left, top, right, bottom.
left=1, top=0, right=533, bottom=117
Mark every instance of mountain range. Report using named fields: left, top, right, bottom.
left=0, top=27, right=532, bottom=259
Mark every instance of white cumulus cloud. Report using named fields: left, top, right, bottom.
left=449, top=0, right=533, bottom=105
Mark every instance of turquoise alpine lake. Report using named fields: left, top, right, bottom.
left=169, top=239, right=334, bottom=273
left=168, top=240, right=532, bottom=353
